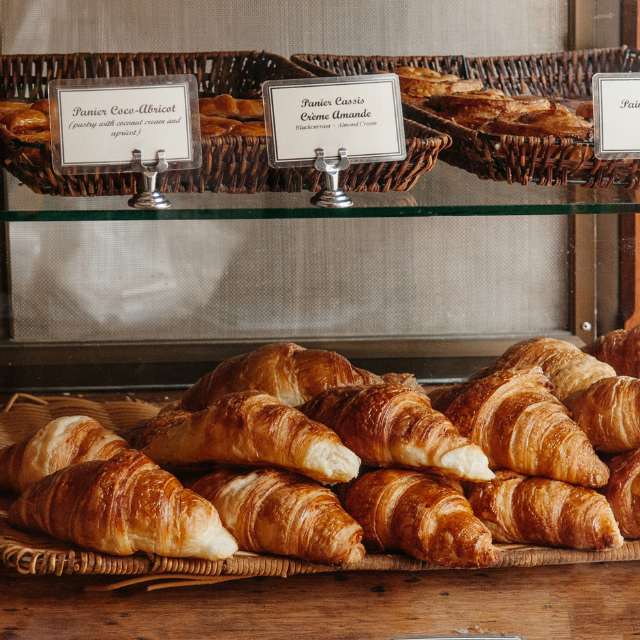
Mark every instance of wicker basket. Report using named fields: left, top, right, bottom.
left=293, top=48, right=640, bottom=188
left=0, top=51, right=449, bottom=196
left=2, top=393, right=640, bottom=591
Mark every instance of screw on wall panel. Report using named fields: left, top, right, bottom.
left=581, top=322, right=592, bottom=331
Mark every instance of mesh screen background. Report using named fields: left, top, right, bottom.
left=9, top=216, right=569, bottom=342
left=2, top=0, right=572, bottom=344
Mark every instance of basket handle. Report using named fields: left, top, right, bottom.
left=2, top=393, right=49, bottom=413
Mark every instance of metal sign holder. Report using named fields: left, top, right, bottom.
left=128, top=149, right=171, bottom=210
left=310, top=147, right=353, bottom=209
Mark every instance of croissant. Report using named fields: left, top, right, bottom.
left=190, top=468, right=364, bottom=564
left=0, top=415, right=130, bottom=493
left=341, top=469, right=499, bottom=567
left=438, top=367, right=609, bottom=487
left=299, top=383, right=493, bottom=481
left=141, top=391, right=360, bottom=484
left=473, top=337, right=616, bottom=400
left=583, top=326, right=640, bottom=378
left=8, top=450, right=238, bottom=559
left=465, top=470, right=623, bottom=550
left=563, top=376, right=640, bottom=453
left=181, top=342, right=383, bottom=409
left=603, top=448, right=640, bottom=538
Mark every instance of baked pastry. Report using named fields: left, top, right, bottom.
left=140, top=391, right=360, bottom=484
left=426, top=89, right=550, bottom=120
left=199, top=94, right=264, bottom=120
left=563, top=376, right=640, bottom=453
left=603, top=448, right=640, bottom=538
left=470, top=337, right=616, bottom=401
left=230, top=121, right=266, bottom=136
left=434, top=366, right=609, bottom=487
left=395, top=67, right=483, bottom=97
left=583, top=326, right=640, bottom=378
left=341, top=468, right=499, bottom=567
left=575, top=100, right=594, bottom=120
left=8, top=449, right=238, bottom=560
left=299, top=383, right=493, bottom=481
left=479, top=103, right=594, bottom=142
left=191, top=467, right=364, bottom=564
left=0, top=108, right=49, bottom=133
left=465, top=470, right=623, bottom=550
left=181, top=342, right=384, bottom=409
left=199, top=115, right=241, bottom=136
left=0, top=415, right=130, bottom=493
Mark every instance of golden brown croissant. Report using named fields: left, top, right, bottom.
left=190, top=467, right=364, bottom=564
left=583, top=326, right=640, bottom=378
left=0, top=415, right=130, bottom=493
left=603, top=448, right=640, bottom=538
left=473, top=337, right=616, bottom=400
left=299, top=383, right=493, bottom=481
left=563, top=376, right=640, bottom=453
left=341, top=468, right=499, bottom=567
left=465, top=470, right=623, bottom=549
left=8, top=449, right=238, bottom=559
left=141, top=391, right=360, bottom=484
left=180, top=342, right=384, bottom=409
left=439, top=367, right=609, bottom=487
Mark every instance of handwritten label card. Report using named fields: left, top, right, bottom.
left=593, top=72, right=640, bottom=158
left=49, top=75, right=201, bottom=174
left=263, top=75, right=406, bottom=167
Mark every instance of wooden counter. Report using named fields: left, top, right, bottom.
left=1, top=560, right=639, bottom=639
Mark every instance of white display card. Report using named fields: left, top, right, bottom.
left=263, top=74, right=406, bottom=167
left=49, top=75, right=201, bottom=174
left=593, top=72, right=640, bottom=158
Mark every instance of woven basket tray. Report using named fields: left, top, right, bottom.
left=292, top=48, right=640, bottom=188
left=2, top=393, right=639, bottom=591
left=0, top=51, right=449, bottom=196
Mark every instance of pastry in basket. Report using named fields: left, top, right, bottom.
left=0, top=108, right=49, bottom=134
left=298, top=383, right=494, bottom=481
left=0, top=415, right=130, bottom=493
left=583, top=325, right=640, bottom=378
left=199, top=94, right=264, bottom=120
left=8, top=449, right=239, bottom=560
left=465, top=470, right=623, bottom=550
left=576, top=100, right=594, bottom=120
left=467, top=336, right=616, bottom=401
left=180, top=342, right=421, bottom=410
left=603, top=448, right=640, bottom=538
left=340, top=468, right=500, bottom=568
left=395, top=67, right=483, bottom=97
left=425, top=89, right=551, bottom=121
left=428, top=366, right=609, bottom=488
left=479, top=103, right=594, bottom=142
left=138, top=390, right=360, bottom=484
left=190, top=467, right=365, bottom=565
left=563, top=377, right=640, bottom=453
left=199, top=115, right=241, bottom=136
left=230, top=121, right=266, bottom=136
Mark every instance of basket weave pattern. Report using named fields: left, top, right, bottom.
left=0, top=51, right=448, bottom=196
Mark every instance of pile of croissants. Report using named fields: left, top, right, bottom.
left=3, top=332, right=640, bottom=570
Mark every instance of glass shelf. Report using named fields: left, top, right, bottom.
left=3, top=161, right=639, bottom=221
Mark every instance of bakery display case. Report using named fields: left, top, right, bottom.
left=2, top=2, right=640, bottom=640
